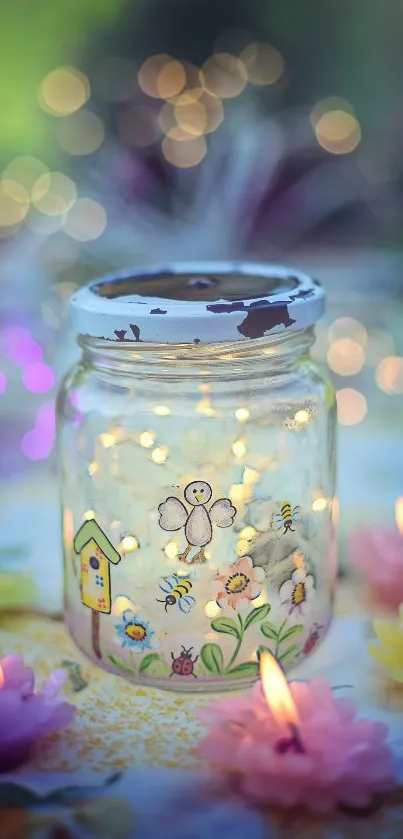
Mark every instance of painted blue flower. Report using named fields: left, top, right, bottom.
left=115, top=609, right=159, bottom=653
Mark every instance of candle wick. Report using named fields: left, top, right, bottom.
left=275, top=722, right=305, bottom=755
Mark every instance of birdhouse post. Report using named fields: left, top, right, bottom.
left=73, top=520, right=121, bottom=660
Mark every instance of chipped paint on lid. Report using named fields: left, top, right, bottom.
left=70, top=262, right=325, bottom=344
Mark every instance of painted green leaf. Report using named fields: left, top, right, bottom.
left=278, top=644, right=300, bottom=666
left=279, top=624, right=304, bottom=645
left=139, top=652, right=162, bottom=673
left=243, top=603, right=271, bottom=632
left=260, top=621, right=278, bottom=641
left=211, top=616, right=241, bottom=639
left=108, top=653, right=136, bottom=674
left=226, top=662, right=259, bottom=678
left=200, top=643, right=224, bottom=674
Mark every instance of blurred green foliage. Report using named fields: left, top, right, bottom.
left=0, top=0, right=122, bottom=160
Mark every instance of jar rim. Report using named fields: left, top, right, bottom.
left=70, top=261, right=325, bottom=345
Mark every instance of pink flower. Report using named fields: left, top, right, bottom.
left=0, top=655, right=76, bottom=773
left=198, top=679, right=396, bottom=812
left=350, top=527, right=403, bottom=612
left=211, top=556, right=265, bottom=612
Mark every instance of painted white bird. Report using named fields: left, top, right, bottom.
left=158, top=480, right=237, bottom=564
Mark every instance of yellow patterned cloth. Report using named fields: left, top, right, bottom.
left=0, top=612, right=211, bottom=773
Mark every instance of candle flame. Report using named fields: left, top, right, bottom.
left=259, top=650, right=299, bottom=726
left=395, top=497, right=403, bottom=535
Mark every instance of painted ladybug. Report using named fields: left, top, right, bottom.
left=303, top=624, right=322, bottom=656
left=170, top=645, right=198, bottom=678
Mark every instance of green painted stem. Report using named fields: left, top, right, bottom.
left=226, top=634, right=244, bottom=671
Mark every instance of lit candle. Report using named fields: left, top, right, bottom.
left=198, top=650, right=396, bottom=812
left=350, top=499, right=403, bottom=613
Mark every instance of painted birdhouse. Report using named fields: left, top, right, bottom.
left=74, top=520, right=121, bottom=614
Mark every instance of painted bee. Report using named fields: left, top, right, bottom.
left=156, top=574, right=196, bottom=613
left=271, top=501, right=301, bottom=534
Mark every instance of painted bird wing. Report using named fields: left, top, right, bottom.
left=209, top=498, right=237, bottom=528
left=158, top=497, right=188, bottom=531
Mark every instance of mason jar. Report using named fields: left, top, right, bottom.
left=59, top=262, right=337, bottom=692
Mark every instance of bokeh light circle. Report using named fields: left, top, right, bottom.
left=56, top=110, right=105, bottom=156
left=21, top=428, right=54, bottom=461
left=241, top=43, right=284, bottom=85
left=200, top=53, right=247, bottom=98
left=336, top=388, right=367, bottom=425
left=39, top=67, right=90, bottom=116
left=162, top=136, right=207, bottom=168
left=23, top=362, right=55, bottom=394
left=64, top=198, right=107, bottom=241
left=32, top=172, right=77, bottom=215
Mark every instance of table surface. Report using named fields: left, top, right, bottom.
left=2, top=578, right=403, bottom=838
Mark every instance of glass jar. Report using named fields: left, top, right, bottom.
left=59, top=263, right=337, bottom=692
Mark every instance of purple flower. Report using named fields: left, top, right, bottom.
left=0, top=654, right=76, bottom=773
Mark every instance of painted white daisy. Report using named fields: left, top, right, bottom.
left=279, top=566, right=315, bottom=618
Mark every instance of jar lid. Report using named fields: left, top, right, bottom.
left=70, top=262, right=324, bottom=344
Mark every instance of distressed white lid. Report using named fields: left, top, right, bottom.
left=70, top=261, right=325, bottom=344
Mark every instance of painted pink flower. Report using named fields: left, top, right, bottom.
left=212, top=556, right=265, bottom=612
left=350, top=527, right=403, bottom=612
left=0, top=655, right=76, bottom=773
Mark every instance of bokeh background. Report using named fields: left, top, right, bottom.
left=1, top=0, right=402, bottom=609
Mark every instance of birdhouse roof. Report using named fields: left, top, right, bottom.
left=74, top=520, right=121, bottom=565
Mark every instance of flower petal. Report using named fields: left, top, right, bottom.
left=279, top=580, right=293, bottom=599
left=236, top=556, right=253, bottom=574
left=305, top=575, right=315, bottom=590
left=250, top=583, right=263, bottom=599
left=292, top=567, right=306, bottom=584
left=251, top=566, right=265, bottom=583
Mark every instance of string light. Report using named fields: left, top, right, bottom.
left=83, top=510, right=95, bottom=521
left=88, top=462, right=99, bottom=476
left=205, top=600, right=221, bottom=618
left=200, top=53, right=247, bottom=98
left=140, top=430, right=156, bottom=448
left=38, top=67, right=90, bottom=116
left=235, top=407, right=249, bottom=422
left=99, top=432, right=115, bottom=448
left=336, top=388, right=367, bottom=425
left=239, top=525, right=257, bottom=540
left=241, top=43, right=284, bottom=85
left=152, top=446, right=169, bottom=464
left=312, top=497, right=328, bottom=512
left=294, top=409, right=310, bottom=424
left=64, top=198, right=107, bottom=241
left=56, top=110, right=105, bottom=156
left=232, top=439, right=246, bottom=458
left=243, top=467, right=259, bottom=485
left=153, top=405, right=171, bottom=416
left=120, top=535, right=140, bottom=552
left=164, top=540, right=179, bottom=559
left=113, top=595, right=135, bottom=616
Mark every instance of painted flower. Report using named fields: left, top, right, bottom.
left=368, top=606, right=403, bottom=682
left=212, top=556, right=265, bottom=612
left=115, top=610, right=160, bottom=654
left=279, top=566, right=315, bottom=618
